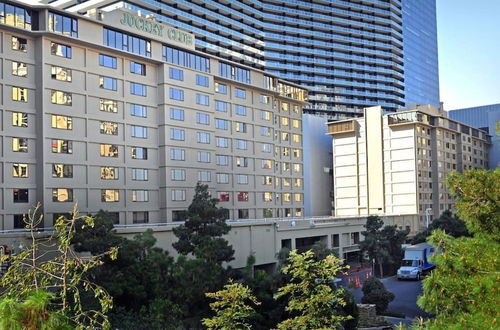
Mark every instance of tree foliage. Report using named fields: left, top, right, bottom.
left=203, top=281, right=260, bottom=330
left=411, top=210, right=469, bottom=244
left=173, top=183, right=234, bottom=264
left=0, top=204, right=117, bottom=329
left=361, top=277, right=394, bottom=314
left=275, top=250, right=350, bottom=329
left=418, top=168, right=500, bottom=329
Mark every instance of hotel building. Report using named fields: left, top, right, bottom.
left=0, top=1, right=307, bottom=230
left=328, top=105, right=490, bottom=224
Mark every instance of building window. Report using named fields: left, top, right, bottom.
left=52, top=188, right=73, bottom=202
left=50, top=42, right=72, bottom=58
left=198, top=171, right=211, bottom=182
left=218, top=192, right=230, bottom=202
left=131, top=147, right=148, bottom=160
left=260, top=94, right=270, bottom=104
left=235, top=122, right=247, bottom=133
left=51, top=66, right=72, bottom=82
left=238, top=209, right=249, bottom=219
left=170, top=128, right=185, bottom=141
left=237, top=174, right=248, bottom=185
left=12, top=163, right=28, bottom=178
left=197, top=113, right=210, bottom=125
left=163, top=46, right=210, bottom=72
left=99, top=54, right=117, bottom=68
left=281, top=132, right=289, bottom=142
left=12, top=36, right=28, bottom=52
left=12, top=137, right=28, bottom=152
left=215, top=100, right=228, bottom=112
left=100, top=121, right=118, bottom=135
left=294, top=178, right=302, bottom=187
left=130, top=104, right=147, bottom=117
left=294, top=193, right=303, bottom=202
left=101, top=189, right=119, bottom=202
left=235, top=88, right=246, bottom=99
left=197, top=132, right=210, bottom=144
left=132, top=190, right=149, bottom=202
left=12, top=87, right=28, bottom=102
left=12, top=112, right=28, bottom=127
left=51, top=139, right=72, bottom=154
left=216, top=137, right=229, bottom=148
left=51, top=115, right=72, bottom=130
left=261, top=110, right=271, bottom=121
left=170, top=108, right=184, bottom=121
left=216, top=173, right=229, bottom=184
left=236, top=157, right=248, bottom=168
left=216, top=155, right=229, bottom=166
left=292, top=119, right=301, bottom=129
left=171, top=169, right=186, bottom=181
left=261, top=127, right=271, bottom=136
left=13, top=189, right=28, bottom=203
left=169, top=67, right=184, bottom=80
left=99, top=76, right=117, bottom=91
left=235, top=105, right=247, bottom=116
left=219, top=62, right=250, bottom=83
left=12, top=61, right=27, bottom=77
left=262, top=143, right=272, bottom=153
left=172, top=210, right=187, bottom=222
left=2, top=3, right=32, bottom=29
left=51, top=90, right=72, bottom=105
left=293, top=149, right=301, bottom=158
left=130, top=61, right=146, bottom=75
left=131, top=125, right=147, bottom=138
left=293, top=163, right=301, bottom=173
left=237, top=192, right=249, bottom=202
left=100, top=98, right=117, bottom=113
left=133, top=211, right=149, bottom=224
left=169, top=88, right=184, bottom=101
left=170, top=148, right=185, bottom=161
left=283, top=193, right=291, bottom=202
left=281, top=117, right=289, bottom=127
left=48, top=12, right=78, bottom=37
left=262, top=160, right=272, bottom=169
left=292, top=134, right=301, bottom=143
left=197, top=151, right=211, bottom=163
left=130, top=82, right=146, bottom=96
left=100, top=144, right=118, bottom=157
left=13, top=214, right=26, bottom=229
left=215, top=82, right=227, bottom=94
left=236, top=139, right=247, bottom=150
left=172, top=189, right=186, bottom=201
left=263, top=208, right=273, bottom=218
left=100, top=167, right=118, bottom=180
left=52, top=164, right=73, bottom=178
left=103, top=27, right=151, bottom=57
left=196, top=74, right=209, bottom=87
left=263, top=192, right=273, bottom=202
left=132, top=168, right=148, bottom=181
left=196, top=93, right=209, bottom=106
left=216, top=119, right=228, bottom=130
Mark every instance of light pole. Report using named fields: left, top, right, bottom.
left=425, top=208, right=432, bottom=228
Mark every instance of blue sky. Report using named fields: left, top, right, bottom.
left=437, top=0, right=500, bottom=110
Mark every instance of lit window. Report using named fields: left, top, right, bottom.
left=294, top=193, right=302, bottom=202
left=237, top=192, right=249, bottom=202
left=12, top=112, right=28, bottom=127
left=100, top=167, right=118, bottom=180
left=292, top=119, right=300, bottom=129
left=101, top=189, right=120, bottom=202
left=283, top=178, right=291, bottom=187
left=51, top=115, right=73, bottom=130
left=99, top=54, right=117, bottom=68
left=100, top=144, right=118, bottom=157
left=52, top=164, right=73, bottom=178
left=12, top=137, right=28, bottom=152
left=100, top=98, right=118, bottom=112
left=171, top=169, right=186, bottom=181
left=99, top=76, right=117, bottom=91
left=292, top=134, right=301, bottom=143
left=219, top=192, right=230, bottom=202
left=132, top=168, right=148, bottom=181
left=260, top=94, right=270, bottom=104
left=215, top=82, right=227, bottom=94
left=50, top=42, right=71, bottom=58
left=12, top=36, right=27, bottom=52
left=12, top=62, right=27, bottom=77
left=281, top=132, right=289, bottom=142
left=263, top=192, right=273, bottom=202
left=261, top=110, right=271, bottom=121
left=294, top=178, right=302, bottom=187
left=283, top=193, right=291, bottom=202
left=235, top=122, right=247, bottom=133
left=131, top=147, right=147, bottom=160
left=281, top=103, right=289, bottom=112
left=262, top=176, right=273, bottom=185
left=51, top=90, right=72, bottom=105
left=51, top=139, right=72, bottom=154
left=51, top=66, right=72, bottom=81
left=12, top=87, right=28, bottom=102
left=293, top=148, right=301, bottom=158
left=12, top=163, right=28, bottom=178
left=132, top=190, right=149, bottom=202
left=130, top=61, right=146, bottom=75
left=52, top=188, right=73, bottom=202
left=236, top=157, right=248, bottom=167
left=262, top=160, right=272, bottom=169
left=100, top=121, right=118, bottom=135
left=293, top=163, right=302, bottom=173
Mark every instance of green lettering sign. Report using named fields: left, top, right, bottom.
left=119, top=12, right=192, bottom=46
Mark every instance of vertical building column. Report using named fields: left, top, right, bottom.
left=364, top=106, right=385, bottom=214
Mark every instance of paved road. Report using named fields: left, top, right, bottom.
left=349, top=275, right=432, bottom=319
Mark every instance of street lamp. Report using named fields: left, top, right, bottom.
left=425, top=208, right=432, bottom=228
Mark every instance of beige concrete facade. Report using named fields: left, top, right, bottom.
left=328, top=105, right=491, bottom=227
left=0, top=3, right=306, bottom=229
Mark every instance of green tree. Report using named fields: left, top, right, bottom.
left=361, top=277, right=394, bottom=314
left=275, top=250, right=350, bottom=329
left=0, top=204, right=117, bottom=329
left=411, top=210, right=469, bottom=244
left=418, top=169, right=500, bottom=329
left=203, top=281, right=260, bottom=330
left=173, top=183, right=234, bottom=264
left=360, top=216, right=409, bottom=277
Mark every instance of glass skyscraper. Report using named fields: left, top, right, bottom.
left=38, top=0, right=439, bottom=119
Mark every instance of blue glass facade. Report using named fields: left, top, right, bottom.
left=402, top=0, right=440, bottom=108
left=46, top=0, right=438, bottom=119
